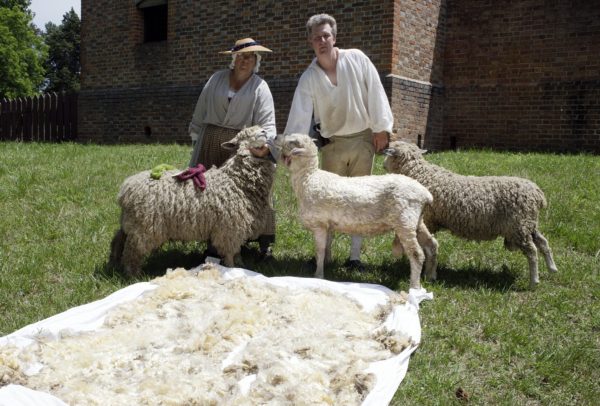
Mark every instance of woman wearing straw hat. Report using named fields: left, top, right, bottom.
left=188, top=37, right=276, bottom=259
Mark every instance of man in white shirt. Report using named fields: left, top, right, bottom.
left=284, top=13, right=394, bottom=272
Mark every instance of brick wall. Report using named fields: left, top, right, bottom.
left=80, top=0, right=599, bottom=152
left=390, top=0, right=445, bottom=148
left=80, top=0, right=399, bottom=143
left=443, top=0, right=600, bottom=152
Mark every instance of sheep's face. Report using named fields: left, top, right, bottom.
left=383, top=141, right=426, bottom=173
left=222, top=126, right=267, bottom=153
left=279, top=133, right=318, bottom=167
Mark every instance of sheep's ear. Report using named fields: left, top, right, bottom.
left=291, top=147, right=306, bottom=156
left=420, top=148, right=428, bottom=154
left=221, top=140, right=238, bottom=150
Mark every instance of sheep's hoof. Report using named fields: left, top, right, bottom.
left=425, top=272, right=437, bottom=281
left=232, top=253, right=245, bottom=268
left=344, top=259, right=366, bottom=273
left=124, top=267, right=142, bottom=279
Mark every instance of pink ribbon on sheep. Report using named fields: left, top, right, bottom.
left=175, top=164, right=207, bottom=190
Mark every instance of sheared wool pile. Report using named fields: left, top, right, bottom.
left=0, top=266, right=411, bottom=405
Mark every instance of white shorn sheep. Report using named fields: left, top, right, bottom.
left=109, top=126, right=275, bottom=277
left=383, top=140, right=558, bottom=288
left=279, top=133, right=438, bottom=289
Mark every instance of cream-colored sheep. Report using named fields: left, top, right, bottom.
left=109, top=126, right=275, bottom=276
left=279, top=133, right=438, bottom=289
left=383, top=140, right=558, bottom=288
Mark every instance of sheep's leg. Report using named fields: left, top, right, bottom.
left=519, top=238, right=540, bottom=288
left=233, top=253, right=246, bottom=268
left=121, top=235, right=148, bottom=277
left=533, top=230, right=558, bottom=273
left=417, top=222, right=438, bottom=281
left=109, top=228, right=126, bottom=269
left=325, top=229, right=333, bottom=264
left=222, top=253, right=236, bottom=267
left=212, top=238, right=241, bottom=268
left=391, top=235, right=405, bottom=258
left=313, top=228, right=328, bottom=279
left=396, top=229, right=424, bottom=290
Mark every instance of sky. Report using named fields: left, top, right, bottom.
left=30, top=0, right=81, bottom=30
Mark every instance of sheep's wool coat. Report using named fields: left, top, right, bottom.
left=383, top=140, right=559, bottom=288
left=0, top=267, right=411, bottom=405
left=383, top=141, right=546, bottom=243
left=114, top=126, right=275, bottom=274
left=279, top=133, right=438, bottom=287
left=283, top=136, right=432, bottom=237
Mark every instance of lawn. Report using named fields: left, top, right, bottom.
left=0, top=141, right=598, bottom=404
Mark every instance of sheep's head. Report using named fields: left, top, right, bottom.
left=222, top=126, right=268, bottom=153
left=383, top=140, right=426, bottom=173
left=279, top=133, right=319, bottom=168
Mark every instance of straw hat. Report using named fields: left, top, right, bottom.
left=220, top=38, right=272, bottom=54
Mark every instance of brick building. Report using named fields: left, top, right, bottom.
left=79, top=0, right=600, bottom=152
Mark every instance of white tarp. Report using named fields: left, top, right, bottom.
left=0, top=265, right=432, bottom=406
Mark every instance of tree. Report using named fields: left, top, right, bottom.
left=0, top=5, right=47, bottom=99
left=42, top=8, right=80, bottom=93
left=0, top=0, right=31, bottom=13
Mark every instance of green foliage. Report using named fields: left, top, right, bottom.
left=0, top=0, right=30, bottom=13
left=42, top=8, right=80, bottom=93
left=0, top=5, right=47, bottom=98
left=0, top=143, right=598, bottom=404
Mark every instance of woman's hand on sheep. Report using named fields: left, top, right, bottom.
left=250, top=145, right=270, bottom=158
left=373, top=131, right=390, bottom=152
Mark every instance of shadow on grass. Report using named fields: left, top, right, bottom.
left=95, top=243, right=318, bottom=282
left=93, top=245, right=205, bottom=281
left=432, top=264, right=519, bottom=291
left=95, top=245, right=519, bottom=293
left=142, top=249, right=205, bottom=278
left=256, top=255, right=416, bottom=290
left=256, top=255, right=520, bottom=292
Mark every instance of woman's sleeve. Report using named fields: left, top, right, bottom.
left=189, top=73, right=216, bottom=138
left=254, top=81, right=281, bottom=161
left=254, top=81, right=277, bottom=141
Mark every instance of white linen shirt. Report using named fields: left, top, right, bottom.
left=189, top=69, right=276, bottom=145
left=284, top=48, right=393, bottom=138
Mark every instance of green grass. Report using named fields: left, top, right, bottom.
left=1, top=141, right=599, bottom=404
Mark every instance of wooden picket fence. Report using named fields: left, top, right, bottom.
left=0, top=92, right=78, bottom=142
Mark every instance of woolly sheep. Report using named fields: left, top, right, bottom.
left=383, top=140, right=558, bottom=288
left=279, top=133, right=438, bottom=289
left=109, top=126, right=275, bottom=276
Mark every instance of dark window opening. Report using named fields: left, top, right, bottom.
left=143, top=4, right=167, bottom=42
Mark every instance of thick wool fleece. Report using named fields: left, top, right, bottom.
left=110, top=126, right=276, bottom=276
left=383, top=140, right=558, bottom=287
left=279, top=133, right=438, bottom=289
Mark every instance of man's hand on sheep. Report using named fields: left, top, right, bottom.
left=373, top=131, right=390, bottom=152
